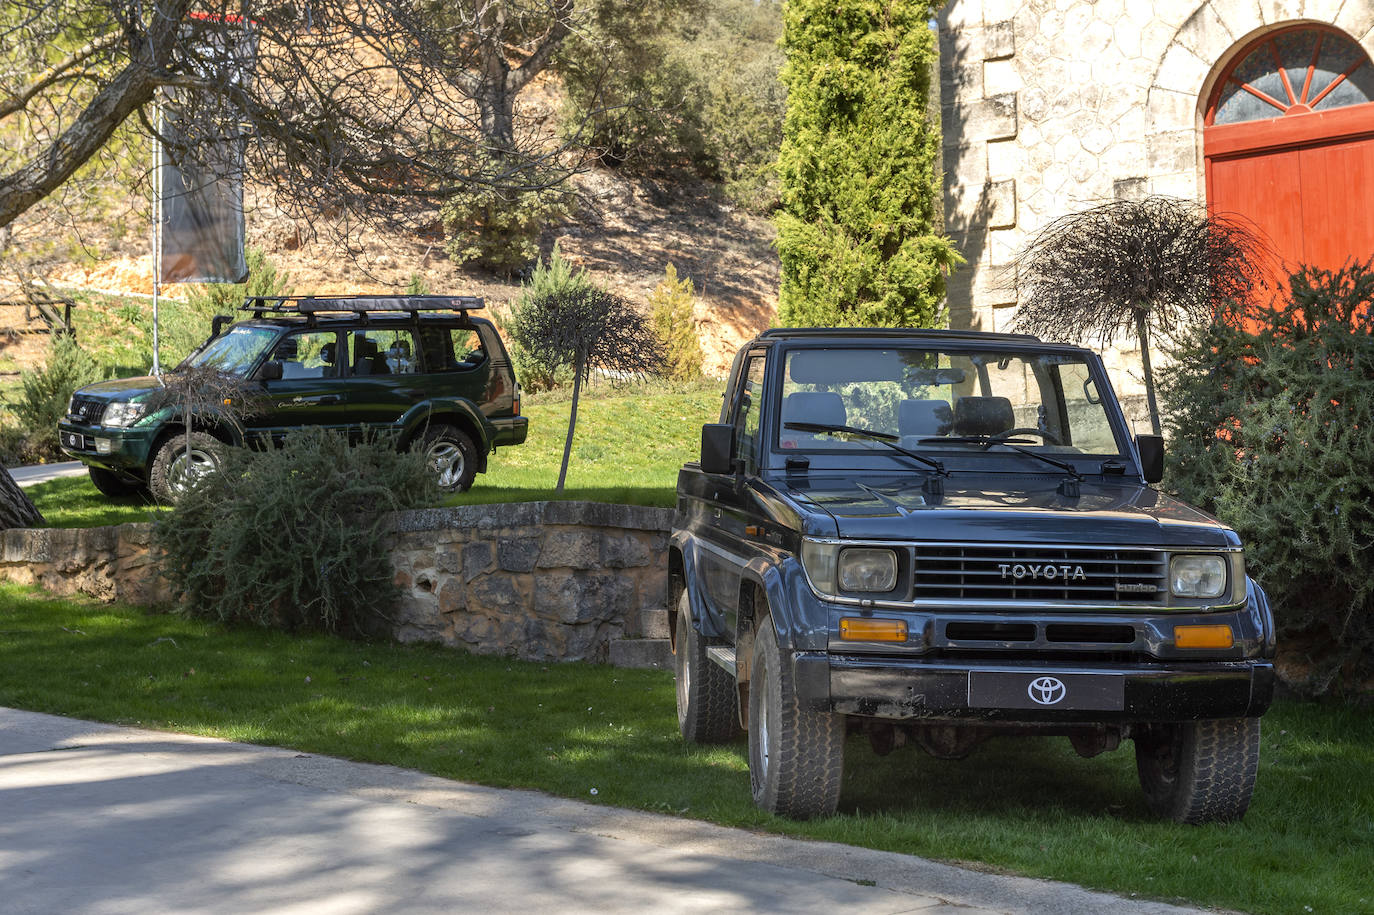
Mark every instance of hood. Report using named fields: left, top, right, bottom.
left=780, top=473, right=1238, bottom=549
left=74, top=375, right=165, bottom=401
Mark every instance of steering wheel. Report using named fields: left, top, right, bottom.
left=992, top=427, right=1062, bottom=445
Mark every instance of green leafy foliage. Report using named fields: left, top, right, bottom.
left=649, top=264, right=703, bottom=381
left=558, top=0, right=784, bottom=212
left=5, top=335, right=103, bottom=458
left=153, top=428, right=438, bottom=635
left=504, top=243, right=594, bottom=392
left=775, top=0, right=959, bottom=328
left=1161, top=261, right=1374, bottom=695
left=440, top=182, right=573, bottom=275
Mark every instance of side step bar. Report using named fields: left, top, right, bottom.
left=705, top=645, right=737, bottom=676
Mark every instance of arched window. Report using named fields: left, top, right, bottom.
left=1207, top=26, right=1374, bottom=125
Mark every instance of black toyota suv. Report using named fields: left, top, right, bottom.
left=670, top=328, right=1275, bottom=823
left=59, top=294, right=527, bottom=502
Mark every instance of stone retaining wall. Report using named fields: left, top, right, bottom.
left=0, top=502, right=675, bottom=664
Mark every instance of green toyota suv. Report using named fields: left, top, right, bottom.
left=58, top=295, right=528, bottom=502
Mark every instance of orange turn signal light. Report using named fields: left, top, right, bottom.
left=840, top=618, right=908, bottom=642
left=1173, top=624, right=1234, bottom=649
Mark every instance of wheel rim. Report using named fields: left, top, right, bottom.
left=675, top=615, right=691, bottom=717
left=169, top=447, right=216, bottom=493
left=426, top=439, right=465, bottom=488
left=756, top=666, right=771, bottom=780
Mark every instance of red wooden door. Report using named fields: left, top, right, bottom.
left=1204, top=26, right=1374, bottom=299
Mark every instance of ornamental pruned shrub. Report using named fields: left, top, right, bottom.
left=153, top=428, right=438, bottom=635
left=775, top=0, right=960, bottom=328
left=1160, top=260, right=1374, bottom=696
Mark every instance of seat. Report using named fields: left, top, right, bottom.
left=898, top=399, right=954, bottom=437
left=782, top=391, right=847, bottom=428
left=353, top=338, right=389, bottom=375
left=953, top=396, right=1015, bottom=437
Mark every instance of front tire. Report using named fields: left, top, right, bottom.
left=674, top=589, right=737, bottom=743
left=88, top=466, right=144, bottom=498
left=748, top=617, right=845, bottom=819
left=419, top=424, right=477, bottom=493
left=1135, top=717, right=1261, bottom=824
left=149, top=432, right=222, bottom=503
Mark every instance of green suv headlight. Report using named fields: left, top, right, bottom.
left=838, top=548, right=898, bottom=592
left=1170, top=555, right=1227, bottom=599
left=101, top=402, right=146, bottom=428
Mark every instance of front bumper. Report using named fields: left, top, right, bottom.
left=57, top=422, right=158, bottom=475
left=798, top=653, right=1275, bottom=722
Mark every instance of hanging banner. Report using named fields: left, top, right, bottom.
left=157, top=15, right=258, bottom=284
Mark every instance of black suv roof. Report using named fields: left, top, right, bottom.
left=746, top=327, right=1099, bottom=355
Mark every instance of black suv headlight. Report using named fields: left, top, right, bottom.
left=801, top=540, right=899, bottom=595
left=1169, top=554, right=1228, bottom=599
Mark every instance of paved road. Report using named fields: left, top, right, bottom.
left=0, top=708, right=1209, bottom=915
left=8, top=460, right=85, bottom=487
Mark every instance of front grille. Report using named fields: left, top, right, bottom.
left=68, top=397, right=106, bottom=425
left=913, top=544, right=1167, bottom=604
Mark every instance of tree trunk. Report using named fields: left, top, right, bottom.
left=1136, top=310, right=1162, bottom=436
left=556, top=355, right=584, bottom=492
left=0, top=466, right=44, bottom=529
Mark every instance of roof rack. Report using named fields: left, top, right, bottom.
left=240, top=294, right=485, bottom=317
left=755, top=327, right=1043, bottom=343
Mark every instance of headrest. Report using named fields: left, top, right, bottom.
left=782, top=391, right=847, bottom=429
left=953, top=396, right=1014, bottom=436
left=899, top=399, right=953, bottom=436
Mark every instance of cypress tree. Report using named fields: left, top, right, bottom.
left=775, top=0, right=959, bottom=328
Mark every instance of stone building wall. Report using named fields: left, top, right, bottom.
left=938, top=0, right=1374, bottom=423
left=0, top=502, right=674, bottom=665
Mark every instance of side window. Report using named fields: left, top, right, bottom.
left=350, top=327, right=419, bottom=376
left=418, top=326, right=487, bottom=374
left=734, top=355, right=767, bottom=471
left=271, top=330, right=340, bottom=379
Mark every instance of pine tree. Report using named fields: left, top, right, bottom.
left=775, top=0, right=960, bottom=328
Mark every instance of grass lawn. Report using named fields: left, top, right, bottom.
left=26, top=380, right=719, bottom=527
left=0, top=583, right=1370, bottom=914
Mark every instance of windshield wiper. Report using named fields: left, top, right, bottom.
left=920, top=433, right=1084, bottom=494
left=784, top=421, right=948, bottom=476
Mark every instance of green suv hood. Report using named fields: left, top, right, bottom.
left=75, top=376, right=165, bottom=401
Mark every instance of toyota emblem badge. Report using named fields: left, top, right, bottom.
left=1028, top=676, right=1067, bottom=705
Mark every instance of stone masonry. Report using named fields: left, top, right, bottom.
left=0, top=503, right=674, bottom=667
left=938, top=0, right=1374, bottom=424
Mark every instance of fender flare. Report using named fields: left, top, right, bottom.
left=400, top=400, right=493, bottom=472
left=670, top=531, right=729, bottom=639
left=1247, top=577, right=1277, bottom=659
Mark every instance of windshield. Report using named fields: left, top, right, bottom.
left=183, top=325, right=277, bottom=376
left=778, top=347, right=1125, bottom=459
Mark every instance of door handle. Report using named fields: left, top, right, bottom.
left=317, top=395, right=340, bottom=405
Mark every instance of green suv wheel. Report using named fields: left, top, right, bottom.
left=149, top=432, right=223, bottom=503
left=420, top=425, right=477, bottom=493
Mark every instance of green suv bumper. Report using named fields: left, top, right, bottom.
left=57, top=421, right=159, bottom=476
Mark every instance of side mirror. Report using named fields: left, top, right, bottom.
left=1136, top=434, right=1164, bottom=483
left=700, top=423, right=735, bottom=475
left=258, top=361, right=283, bottom=382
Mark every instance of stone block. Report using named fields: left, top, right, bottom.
left=537, top=530, right=598, bottom=569
left=945, top=93, right=1018, bottom=145
left=985, top=180, right=1017, bottom=229
left=1337, top=3, right=1374, bottom=43
left=438, top=578, right=466, bottom=613
left=1114, top=176, right=1149, bottom=200
left=534, top=570, right=632, bottom=625
left=1154, top=42, right=1211, bottom=96
left=1260, top=0, right=1305, bottom=24
left=463, top=541, right=494, bottom=581
left=1176, top=2, right=1235, bottom=63
left=1147, top=86, right=1201, bottom=135
left=1147, top=130, right=1198, bottom=174
left=602, top=532, right=653, bottom=569
left=983, top=59, right=1020, bottom=97
left=985, top=20, right=1016, bottom=60
left=498, top=537, right=540, bottom=573
left=639, top=607, right=671, bottom=640
left=467, top=574, right=522, bottom=613
left=608, top=639, right=672, bottom=670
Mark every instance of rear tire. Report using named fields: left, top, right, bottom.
left=1135, top=717, right=1261, bottom=824
left=149, top=432, right=222, bottom=503
left=748, top=617, right=845, bottom=819
left=674, top=589, right=737, bottom=744
left=88, top=466, right=144, bottom=498
left=418, top=424, right=477, bottom=493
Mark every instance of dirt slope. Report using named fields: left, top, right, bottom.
left=42, top=169, right=779, bottom=378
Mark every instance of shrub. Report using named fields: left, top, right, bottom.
left=441, top=183, right=572, bottom=276
left=775, top=0, right=959, bottom=327
left=6, top=335, right=103, bottom=458
left=505, top=243, right=594, bottom=392
left=648, top=264, right=702, bottom=381
left=153, top=428, right=438, bottom=635
left=1160, top=260, right=1374, bottom=695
